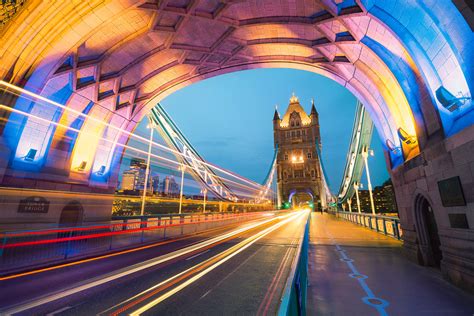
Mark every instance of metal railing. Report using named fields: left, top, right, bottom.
left=0, top=211, right=271, bottom=275
left=278, top=212, right=310, bottom=315
left=333, top=211, right=402, bottom=240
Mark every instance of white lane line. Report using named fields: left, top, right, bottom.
left=46, top=306, right=72, bottom=315
left=129, top=211, right=307, bottom=315
left=186, top=249, right=210, bottom=261
left=3, top=214, right=291, bottom=315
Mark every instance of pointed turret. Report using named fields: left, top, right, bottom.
left=273, top=107, right=281, bottom=121
left=310, top=98, right=318, bottom=117
left=310, top=98, right=319, bottom=127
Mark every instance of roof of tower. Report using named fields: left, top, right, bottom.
left=310, top=98, right=318, bottom=116
left=280, top=93, right=311, bottom=127
left=273, top=107, right=281, bottom=120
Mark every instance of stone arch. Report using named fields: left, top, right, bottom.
left=413, top=193, right=442, bottom=268
left=0, top=0, right=472, bottom=192
left=59, top=200, right=84, bottom=227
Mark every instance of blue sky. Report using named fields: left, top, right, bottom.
left=135, top=68, right=389, bottom=193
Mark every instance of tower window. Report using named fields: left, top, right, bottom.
left=296, top=131, right=300, bottom=137
left=296, top=121, right=300, bottom=127
left=307, top=152, right=312, bottom=159
left=311, top=170, right=315, bottom=177
left=284, top=154, right=288, bottom=160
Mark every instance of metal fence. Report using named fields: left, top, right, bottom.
left=278, top=212, right=310, bottom=315
left=0, top=211, right=270, bottom=275
left=333, top=211, right=402, bottom=240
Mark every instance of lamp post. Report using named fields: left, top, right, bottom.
left=348, top=198, right=352, bottom=213
left=141, top=117, right=154, bottom=216
left=362, top=147, right=376, bottom=215
left=201, top=188, right=207, bottom=213
left=353, top=182, right=362, bottom=213
left=178, top=165, right=186, bottom=214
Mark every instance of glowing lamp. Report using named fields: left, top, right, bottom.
left=77, top=161, right=87, bottom=171
left=24, top=149, right=37, bottom=161
left=96, top=165, right=106, bottom=176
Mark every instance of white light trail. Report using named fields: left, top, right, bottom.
left=0, top=80, right=263, bottom=189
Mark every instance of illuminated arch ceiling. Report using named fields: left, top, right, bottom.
left=1, top=0, right=472, bottom=184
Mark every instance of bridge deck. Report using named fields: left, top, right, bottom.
left=307, top=213, right=474, bottom=315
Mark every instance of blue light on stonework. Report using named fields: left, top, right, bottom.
left=362, top=0, right=473, bottom=137
left=11, top=82, right=72, bottom=171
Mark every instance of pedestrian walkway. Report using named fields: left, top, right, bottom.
left=307, top=213, right=474, bottom=315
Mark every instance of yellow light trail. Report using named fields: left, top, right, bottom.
left=1, top=213, right=287, bottom=315
left=127, top=211, right=307, bottom=315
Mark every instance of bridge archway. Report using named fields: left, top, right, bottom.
left=59, top=201, right=84, bottom=228
left=1, top=0, right=472, bottom=190
left=288, top=190, right=314, bottom=208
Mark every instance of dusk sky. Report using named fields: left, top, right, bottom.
left=135, top=68, right=389, bottom=194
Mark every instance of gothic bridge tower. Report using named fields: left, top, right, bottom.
left=273, top=94, right=323, bottom=209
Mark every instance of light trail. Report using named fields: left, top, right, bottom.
left=124, top=211, right=307, bottom=315
left=1, top=213, right=287, bottom=315
left=0, top=104, right=271, bottom=197
left=0, top=81, right=263, bottom=189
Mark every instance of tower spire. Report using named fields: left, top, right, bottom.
left=273, top=104, right=281, bottom=121
left=310, top=97, right=318, bottom=117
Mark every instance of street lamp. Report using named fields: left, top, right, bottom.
left=348, top=198, right=352, bottom=213
left=353, top=182, right=362, bottom=213
left=201, top=188, right=207, bottom=213
left=362, top=147, right=376, bottom=215
left=178, top=165, right=186, bottom=214
left=141, top=117, right=154, bottom=216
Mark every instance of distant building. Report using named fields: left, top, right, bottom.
left=121, top=170, right=138, bottom=191
left=120, top=157, right=151, bottom=193
left=161, top=176, right=179, bottom=197
left=152, top=175, right=160, bottom=194
left=358, top=179, right=398, bottom=214
left=130, top=158, right=147, bottom=191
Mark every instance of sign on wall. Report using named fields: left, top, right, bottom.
left=437, top=176, right=466, bottom=207
left=18, top=196, right=50, bottom=213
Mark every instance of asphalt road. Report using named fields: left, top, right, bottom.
left=0, top=211, right=308, bottom=315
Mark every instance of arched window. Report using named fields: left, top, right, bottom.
left=307, top=152, right=312, bottom=159
left=296, top=121, right=300, bottom=127
left=296, top=131, right=300, bottom=137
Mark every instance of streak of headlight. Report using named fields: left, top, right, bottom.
left=0, top=104, right=271, bottom=196
left=1, top=214, right=288, bottom=315
left=128, top=211, right=306, bottom=315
